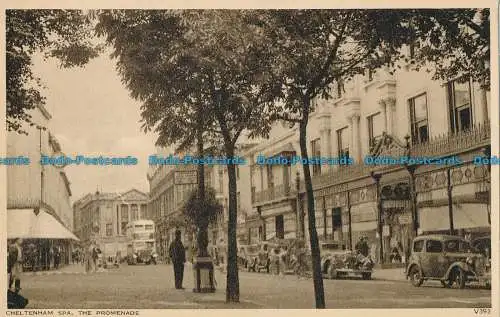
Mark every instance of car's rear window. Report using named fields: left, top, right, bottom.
left=425, top=240, right=442, bottom=253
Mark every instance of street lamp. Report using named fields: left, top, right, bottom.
left=404, top=135, right=418, bottom=237
left=370, top=171, right=383, bottom=264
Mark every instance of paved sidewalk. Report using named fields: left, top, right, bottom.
left=372, top=268, right=407, bottom=282
left=21, top=264, right=102, bottom=276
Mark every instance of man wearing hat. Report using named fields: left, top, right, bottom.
left=168, top=230, right=186, bottom=289
left=355, top=236, right=369, bottom=257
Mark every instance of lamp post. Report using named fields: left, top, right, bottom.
left=404, top=135, right=418, bottom=237
left=295, top=171, right=304, bottom=239
left=447, top=169, right=454, bottom=235
left=371, top=171, right=383, bottom=264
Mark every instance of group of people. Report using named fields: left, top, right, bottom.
left=83, top=241, right=102, bottom=273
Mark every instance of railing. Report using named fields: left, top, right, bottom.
left=253, top=183, right=294, bottom=204
left=251, top=121, right=490, bottom=204
left=305, top=121, right=490, bottom=192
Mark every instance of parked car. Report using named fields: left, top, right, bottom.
left=246, top=242, right=271, bottom=273
left=406, top=234, right=491, bottom=289
left=320, top=241, right=373, bottom=280
left=238, top=244, right=259, bottom=270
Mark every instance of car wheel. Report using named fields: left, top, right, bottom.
left=409, top=266, right=423, bottom=287
left=452, top=268, right=466, bottom=289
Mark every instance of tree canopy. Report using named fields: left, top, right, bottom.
left=6, top=9, right=101, bottom=133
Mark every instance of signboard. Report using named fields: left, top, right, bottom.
left=174, top=170, right=198, bottom=185
left=398, top=214, right=412, bottom=224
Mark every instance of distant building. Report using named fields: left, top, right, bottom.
left=73, top=189, right=149, bottom=258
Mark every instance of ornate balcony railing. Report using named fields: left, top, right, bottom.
left=305, top=121, right=490, bottom=192
left=252, top=121, right=490, bottom=204
left=253, top=183, right=294, bottom=205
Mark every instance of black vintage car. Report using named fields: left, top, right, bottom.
left=406, top=234, right=491, bottom=289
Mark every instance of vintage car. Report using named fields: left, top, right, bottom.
left=237, top=244, right=260, bottom=269
left=406, top=234, right=491, bottom=289
left=246, top=242, right=272, bottom=273
left=320, top=241, right=373, bottom=280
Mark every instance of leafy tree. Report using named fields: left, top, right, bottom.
left=6, top=9, right=101, bottom=133
left=262, top=9, right=413, bottom=308
left=398, top=9, right=490, bottom=90
left=94, top=10, right=280, bottom=302
left=182, top=187, right=223, bottom=254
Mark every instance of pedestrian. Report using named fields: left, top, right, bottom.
left=355, top=236, right=369, bottom=257
left=168, top=230, right=186, bottom=289
left=8, top=238, right=23, bottom=293
left=54, top=246, right=61, bottom=269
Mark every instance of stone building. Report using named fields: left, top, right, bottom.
left=73, top=189, right=149, bottom=258
left=247, top=46, right=490, bottom=265
left=7, top=103, right=77, bottom=269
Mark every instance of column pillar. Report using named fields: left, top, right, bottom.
left=351, top=114, right=361, bottom=164
left=118, top=205, right=122, bottom=235
left=386, top=97, right=396, bottom=135
left=320, top=128, right=331, bottom=173
left=379, top=99, right=388, bottom=132
left=331, top=128, right=339, bottom=170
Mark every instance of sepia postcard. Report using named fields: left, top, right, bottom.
left=1, top=1, right=498, bottom=316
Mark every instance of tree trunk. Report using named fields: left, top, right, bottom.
left=299, top=98, right=326, bottom=309
left=225, top=144, right=240, bottom=303
left=196, top=127, right=208, bottom=257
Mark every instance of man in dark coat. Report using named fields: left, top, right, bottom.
left=8, top=238, right=23, bottom=293
left=355, top=236, right=369, bottom=257
left=168, top=230, right=186, bottom=289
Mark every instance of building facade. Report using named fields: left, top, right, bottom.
left=147, top=144, right=256, bottom=262
left=247, top=51, right=490, bottom=265
left=73, top=189, right=149, bottom=258
left=7, top=104, right=76, bottom=268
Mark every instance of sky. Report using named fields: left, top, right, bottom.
left=31, top=51, right=159, bottom=203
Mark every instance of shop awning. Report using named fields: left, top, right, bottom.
left=7, top=209, right=80, bottom=241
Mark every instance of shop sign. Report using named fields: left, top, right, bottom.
left=398, top=214, right=412, bottom=224
left=174, top=170, right=198, bottom=185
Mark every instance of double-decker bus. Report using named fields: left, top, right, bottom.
left=126, top=220, right=157, bottom=265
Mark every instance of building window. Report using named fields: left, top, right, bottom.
left=409, top=40, right=421, bottom=59
left=409, top=93, right=429, bottom=144
left=106, top=223, right=113, bottom=236
left=218, top=170, right=224, bottom=193
left=368, top=112, right=384, bottom=147
left=336, top=80, right=345, bottom=99
left=120, top=205, right=128, bottom=235
left=140, top=204, right=147, bottom=220
left=266, top=165, right=274, bottom=188
left=447, top=79, right=473, bottom=133
left=131, top=205, right=139, bottom=221
left=311, top=138, right=321, bottom=176
left=275, top=215, right=284, bottom=239
left=337, top=127, right=349, bottom=158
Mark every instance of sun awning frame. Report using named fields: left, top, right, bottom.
left=7, top=208, right=80, bottom=241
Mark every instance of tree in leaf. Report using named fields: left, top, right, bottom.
left=6, top=9, right=101, bottom=133
left=182, top=187, right=223, bottom=255
left=261, top=9, right=413, bottom=308
left=94, top=10, right=281, bottom=302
